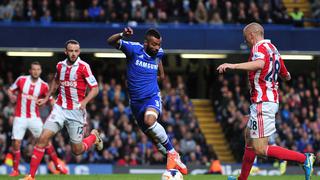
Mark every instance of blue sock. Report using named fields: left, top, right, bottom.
left=146, top=122, right=175, bottom=153
left=162, top=138, right=174, bottom=152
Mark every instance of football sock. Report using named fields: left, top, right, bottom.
left=239, top=146, right=256, bottom=180
left=30, top=146, right=45, bottom=178
left=266, top=145, right=306, bottom=163
left=146, top=122, right=174, bottom=152
left=45, top=144, right=59, bottom=166
left=13, top=150, right=21, bottom=171
left=82, top=134, right=97, bottom=152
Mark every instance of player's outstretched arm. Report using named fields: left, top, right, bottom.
left=217, top=60, right=265, bottom=73
left=107, top=27, right=133, bottom=49
left=280, top=72, right=291, bottom=81
left=279, top=58, right=291, bottom=81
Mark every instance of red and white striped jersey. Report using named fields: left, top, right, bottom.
left=248, top=39, right=289, bottom=103
left=55, top=58, right=98, bottom=110
left=9, top=75, right=49, bottom=118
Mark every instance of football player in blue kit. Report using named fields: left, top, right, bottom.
left=107, top=27, right=187, bottom=175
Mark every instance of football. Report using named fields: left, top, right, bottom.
left=161, top=169, right=183, bottom=180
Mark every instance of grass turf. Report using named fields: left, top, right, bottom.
left=0, top=175, right=311, bottom=180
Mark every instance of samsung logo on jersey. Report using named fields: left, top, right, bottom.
left=135, top=60, right=158, bottom=70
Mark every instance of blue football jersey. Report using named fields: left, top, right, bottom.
left=119, top=40, right=164, bottom=101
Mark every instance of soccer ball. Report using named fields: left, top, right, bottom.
left=161, top=169, right=183, bottom=180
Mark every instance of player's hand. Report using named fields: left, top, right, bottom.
left=37, top=97, right=49, bottom=106
left=217, top=63, right=235, bottom=73
left=78, top=101, right=87, bottom=110
left=122, top=27, right=133, bottom=37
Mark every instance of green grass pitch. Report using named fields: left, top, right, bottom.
left=0, top=174, right=312, bottom=180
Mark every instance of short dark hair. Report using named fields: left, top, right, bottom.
left=65, top=39, right=80, bottom=49
left=145, top=28, right=161, bottom=40
left=30, top=61, right=41, bottom=69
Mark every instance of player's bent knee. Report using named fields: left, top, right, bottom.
left=144, top=111, right=158, bottom=126
left=71, top=143, right=84, bottom=155
left=37, top=129, right=55, bottom=147
left=253, top=146, right=266, bottom=156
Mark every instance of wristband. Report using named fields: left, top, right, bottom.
left=119, top=32, right=123, bottom=38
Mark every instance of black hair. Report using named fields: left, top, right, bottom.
left=30, top=61, right=41, bottom=69
left=65, top=39, right=80, bottom=49
left=144, top=28, right=161, bottom=40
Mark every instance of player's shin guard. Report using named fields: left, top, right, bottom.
left=30, top=146, right=45, bottom=178
left=46, top=144, right=59, bottom=166
left=146, top=122, right=174, bottom=152
left=13, top=150, right=21, bottom=172
left=266, top=145, right=306, bottom=163
left=239, top=146, right=256, bottom=180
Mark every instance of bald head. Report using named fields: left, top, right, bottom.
left=243, top=23, right=264, bottom=48
left=244, top=22, right=264, bottom=37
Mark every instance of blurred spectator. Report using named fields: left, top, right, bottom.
left=0, top=0, right=14, bottom=22
left=311, top=0, right=320, bottom=19
left=65, top=0, right=79, bottom=22
left=195, top=0, right=208, bottom=24
left=289, top=7, right=304, bottom=27
left=221, top=1, right=234, bottom=23
left=209, top=11, right=223, bottom=25
left=51, top=0, right=65, bottom=21
left=40, top=9, right=52, bottom=25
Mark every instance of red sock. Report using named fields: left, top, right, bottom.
left=266, top=145, right=306, bottom=163
left=238, top=146, right=256, bottom=180
left=13, top=150, right=21, bottom=171
left=82, top=134, right=96, bottom=152
left=30, top=146, right=45, bottom=178
left=46, top=144, right=59, bottom=166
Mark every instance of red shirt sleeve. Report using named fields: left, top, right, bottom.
left=9, top=76, right=21, bottom=92
left=54, top=63, right=61, bottom=81
left=83, top=64, right=98, bottom=88
left=279, top=57, right=289, bottom=78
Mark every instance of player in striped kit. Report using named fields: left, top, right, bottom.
left=23, top=40, right=103, bottom=180
left=217, top=23, right=316, bottom=180
left=8, top=61, right=67, bottom=176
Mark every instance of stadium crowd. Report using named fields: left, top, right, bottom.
left=0, top=0, right=298, bottom=26
left=0, top=61, right=211, bottom=166
left=213, top=71, right=320, bottom=162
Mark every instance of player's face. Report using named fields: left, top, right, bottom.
left=244, top=33, right=253, bottom=48
left=29, top=64, right=42, bottom=79
left=144, top=36, right=161, bottom=57
left=65, top=43, right=80, bottom=63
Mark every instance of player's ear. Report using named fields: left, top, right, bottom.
left=143, top=40, right=148, bottom=47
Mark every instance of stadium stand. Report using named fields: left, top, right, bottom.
left=0, top=0, right=317, bottom=26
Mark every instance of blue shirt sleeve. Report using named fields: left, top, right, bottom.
left=119, top=40, right=134, bottom=58
left=156, top=48, right=165, bottom=64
